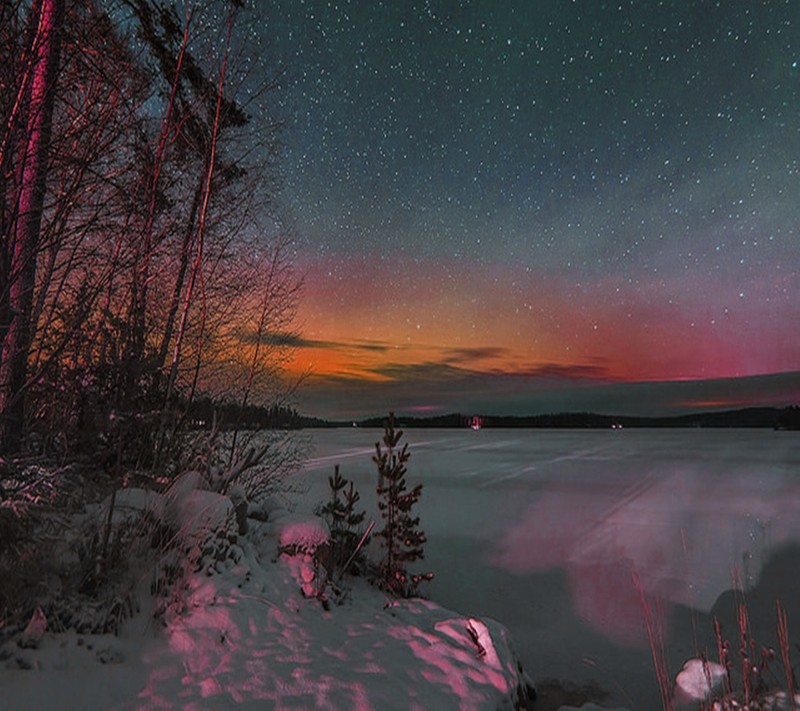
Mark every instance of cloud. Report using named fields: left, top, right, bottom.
left=299, top=347, right=621, bottom=408
left=240, top=330, right=392, bottom=353
left=358, top=358, right=614, bottom=385
left=443, top=346, right=509, bottom=363
left=265, top=332, right=319, bottom=348
left=235, top=330, right=319, bottom=348
left=492, top=361, right=615, bottom=381
left=351, top=339, right=393, bottom=353
left=365, top=361, right=474, bottom=381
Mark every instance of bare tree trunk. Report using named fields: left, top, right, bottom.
left=1, top=5, right=30, bottom=360
left=163, top=12, right=232, bottom=406
left=152, top=11, right=232, bottom=468
left=0, top=0, right=65, bottom=453
left=155, top=172, right=204, bottom=379
left=126, top=8, right=192, bottom=404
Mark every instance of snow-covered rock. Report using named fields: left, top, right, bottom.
left=674, top=658, right=727, bottom=705
left=277, top=514, right=330, bottom=553
left=276, top=514, right=331, bottom=598
left=166, top=488, right=235, bottom=538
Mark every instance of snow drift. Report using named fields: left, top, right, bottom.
left=1, top=479, right=535, bottom=710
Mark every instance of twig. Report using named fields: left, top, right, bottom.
left=337, top=520, right=375, bottom=582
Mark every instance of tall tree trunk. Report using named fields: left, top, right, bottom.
left=125, top=5, right=191, bottom=406
left=164, top=11, right=232, bottom=407
left=0, top=0, right=65, bottom=453
left=155, top=172, right=204, bottom=379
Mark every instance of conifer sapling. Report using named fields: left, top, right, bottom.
left=318, top=465, right=368, bottom=578
left=373, top=414, right=432, bottom=597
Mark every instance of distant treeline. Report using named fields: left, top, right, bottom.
left=353, top=406, right=800, bottom=430
left=181, top=404, right=800, bottom=431
left=185, top=398, right=329, bottom=430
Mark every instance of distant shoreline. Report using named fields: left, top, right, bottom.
left=184, top=404, right=800, bottom=431
left=316, top=406, right=800, bottom=430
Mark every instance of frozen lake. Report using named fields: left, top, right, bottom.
left=299, top=427, right=800, bottom=708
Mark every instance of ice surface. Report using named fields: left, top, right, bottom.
left=301, top=427, right=800, bottom=708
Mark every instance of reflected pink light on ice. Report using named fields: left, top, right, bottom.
left=492, top=491, right=663, bottom=645
left=491, top=463, right=800, bottom=647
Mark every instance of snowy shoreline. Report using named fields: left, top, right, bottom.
left=1, top=485, right=536, bottom=710
left=302, top=427, right=800, bottom=709
left=4, top=427, right=800, bottom=710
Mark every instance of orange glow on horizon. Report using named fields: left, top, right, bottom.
left=282, top=253, right=798, bottom=394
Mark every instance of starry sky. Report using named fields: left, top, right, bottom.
left=254, top=0, right=799, bottom=420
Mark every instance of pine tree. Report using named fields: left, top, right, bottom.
left=318, top=465, right=368, bottom=577
left=373, top=414, right=432, bottom=597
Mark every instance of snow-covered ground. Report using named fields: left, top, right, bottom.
left=3, top=426, right=799, bottom=710
left=300, top=427, right=800, bottom=709
left=1, top=451, right=534, bottom=710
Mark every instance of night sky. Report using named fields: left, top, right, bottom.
left=255, top=1, right=799, bottom=419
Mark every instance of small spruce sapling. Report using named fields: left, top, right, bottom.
left=318, top=465, right=369, bottom=578
left=373, top=414, right=432, bottom=597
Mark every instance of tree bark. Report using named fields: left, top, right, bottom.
left=0, top=0, right=65, bottom=453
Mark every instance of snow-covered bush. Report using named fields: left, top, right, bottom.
left=182, top=424, right=308, bottom=512
left=148, top=470, right=245, bottom=620
left=0, top=461, right=82, bottom=633
left=0, top=468, right=148, bottom=638
left=0, top=442, right=257, bottom=638
left=142, top=425, right=304, bottom=619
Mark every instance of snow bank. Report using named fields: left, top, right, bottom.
left=1, top=493, right=534, bottom=710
